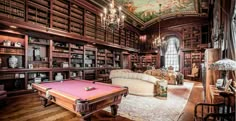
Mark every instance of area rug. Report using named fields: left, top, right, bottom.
left=105, top=82, right=194, bottom=121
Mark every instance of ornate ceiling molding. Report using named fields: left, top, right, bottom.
left=87, top=0, right=208, bottom=30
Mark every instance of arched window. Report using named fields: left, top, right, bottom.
left=165, top=37, right=180, bottom=71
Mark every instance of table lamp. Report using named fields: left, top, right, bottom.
left=209, top=58, right=236, bottom=88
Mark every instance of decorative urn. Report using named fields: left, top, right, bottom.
left=9, top=56, right=18, bottom=68
left=55, top=73, right=63, bottom=81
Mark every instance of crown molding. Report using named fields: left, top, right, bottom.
left=87, top=0, right=208, bottom=31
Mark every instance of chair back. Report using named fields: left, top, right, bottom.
left=191, top=67, right=199, bottom=77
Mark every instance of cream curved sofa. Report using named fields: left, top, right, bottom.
left=110, top=69, right=167, bottom=97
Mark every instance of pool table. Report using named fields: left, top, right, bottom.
left=32, top=80, right=128, bottom=121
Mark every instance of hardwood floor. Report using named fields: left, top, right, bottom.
left=178, top=81, right=204, bottom=121
left=0, top=80, right=204, bottom=121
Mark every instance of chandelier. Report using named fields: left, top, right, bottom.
left=153, top=4, right=165, bottom=48
left=100, top=0, right=125, bottom=31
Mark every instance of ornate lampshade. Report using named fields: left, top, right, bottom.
left=209, top=58, right=236, bottom=71
left=209, top=58, right=236, bottom=88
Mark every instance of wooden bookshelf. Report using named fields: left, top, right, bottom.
left=0, top=0, right=141, bottom=95
left=114, top=51, right=121, bottom=68
left=85, top=11, right=96, bottom=39
left=106, top=49, right=114, bottom=67
left=181, top=25, right=208, bottom=78
left=70, top=43, right=84, bottom=68
left=0, top=0, right=140, bottom=53
left=27, top=37, right=50, bottom=69
left=183, top=26, right=201, bottom=49
left=84, top=45, right=96, bottom=68
left=97, top=48, right=106, bottom=67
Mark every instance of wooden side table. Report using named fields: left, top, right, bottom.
left=209, top=85, right=235, bottom=112
left=209, top=85, right=224, bottom=104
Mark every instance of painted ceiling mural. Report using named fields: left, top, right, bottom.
left=116, top=0, right=196, bottom=22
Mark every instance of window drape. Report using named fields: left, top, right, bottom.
left=160, top=41, right=168, bottom=56
left=174, top=38, right=180, bottom=54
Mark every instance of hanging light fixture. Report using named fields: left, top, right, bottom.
left=100, top=0, right=125, bottom=31
left=153, top=4, right=165, bottom=48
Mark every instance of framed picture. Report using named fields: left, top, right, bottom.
left=28, top=64, right=33, bottom=69
left=224, top=79, right=232, bottom=92
left=216, top=79, right=223, bottom=87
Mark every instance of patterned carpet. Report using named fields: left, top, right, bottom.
left=0, top=82, right=193, bottom=121
left=105, top=82, right=194, bottom=121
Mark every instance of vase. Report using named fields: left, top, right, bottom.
left=55, top=73, right=63, bottom=81
left=9, top=56, right=18, bottom=68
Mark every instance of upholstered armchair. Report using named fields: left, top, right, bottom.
left=0, top=85, right=7, bottom=104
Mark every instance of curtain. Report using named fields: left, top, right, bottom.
left=160, top=40, right=169, bottom=56
left=230, top=0, right=236, bottom=81
left=173, top=38, right=180, bottom=71
left=174, top=38, right=180, bottom=54
left=160, top=40, right=169, bottom=67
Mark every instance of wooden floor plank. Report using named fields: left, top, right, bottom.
left=40, top=111, right=74, bottom=121
left=10, top=107, right=63, bottom=121
left=1, top=105, right=57, bottom=119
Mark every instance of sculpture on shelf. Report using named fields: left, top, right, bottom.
left=14, top=42, right=21, bottom=47
left=3, top=40, right=11, bottom=46
left=9, top=56, right=18, bottom=68
left=55, top=73, right=63, bottom=81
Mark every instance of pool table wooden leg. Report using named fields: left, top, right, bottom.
left=40, top=97, right=48, bottom=107
left=111, top=105, right=118, bottom=116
